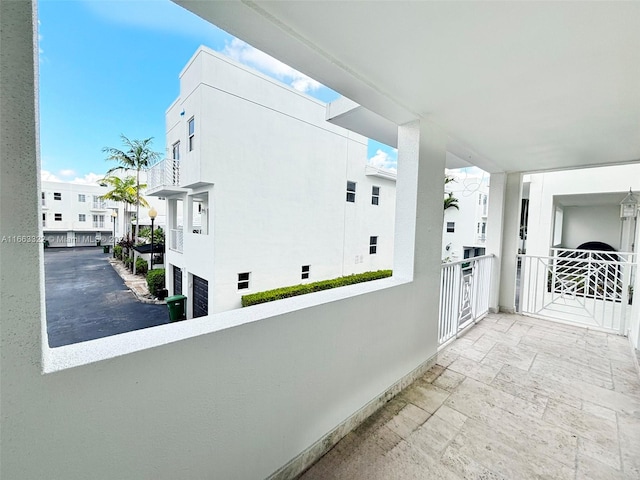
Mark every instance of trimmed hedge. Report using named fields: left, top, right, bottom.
left=113, top=245, right=123, bottom=260
left=146, top=268, right=166, bottom=298
left=242, top=269, right=392, bottom=307
left=135, top=257, right=148, bottom=276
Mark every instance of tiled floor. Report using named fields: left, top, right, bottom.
left=300, top=314, right=640, bottom=480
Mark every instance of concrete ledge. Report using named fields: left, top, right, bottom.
left=267, top=353, right=438, bottom=480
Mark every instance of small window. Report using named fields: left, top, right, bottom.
left=369, top=236, right=378, bottom=255
left=78, top=214, right=86, bottom=222
left=301, top=265, right=310, bottom=280
left=238, top=272, right=250, bottom=290
left=372, top=186, right=380, bottom=205
left=172, top=141, right=180, bottom=160
left=447, top=222, right=455, bottom=233
left=188, top=117, right=195, bottom=152
left=78, top=194, right=86, bottom=202
left=54, top=213, right=62, bottom=221
left=53, top=192, right=61, bottom=201
left=346, top=181, right=356, bottom=202
left=42, top=213, right=46, bottom=226
left=41, top=192, right=46, bottom=205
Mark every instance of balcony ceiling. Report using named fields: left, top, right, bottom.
left=176, top=1, right=640, bottom=174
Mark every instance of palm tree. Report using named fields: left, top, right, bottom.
left=444, top=175, right=459, bottom=211
left=100, top=175, right=150, bottom=237
left=103, top=135, right=160, bottom=240
left=444, top=191, right=460, bottom=211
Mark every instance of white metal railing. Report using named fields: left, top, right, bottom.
left=170, top=228, right=183, bottom=253
left=147, top=158, right=180, bottom=191
left=519, top=248, right=636, bottom=334
left=92, top=221, right=104, bottom=228
left=439, top=254, right=493, bottom=346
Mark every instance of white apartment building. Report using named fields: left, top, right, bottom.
left=147, top=46, right=396, bottom=316
left=442, top=169, right=490, bottom=262
left=42, top=175, right=166, bottom=247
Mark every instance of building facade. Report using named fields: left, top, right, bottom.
left=442, top=169, right=490, bottom=262
left=147, top=47, right=396, bottom=316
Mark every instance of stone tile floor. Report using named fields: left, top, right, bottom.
left=300, top=314, right=640, bottom=479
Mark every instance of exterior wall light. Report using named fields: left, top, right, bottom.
left=620, top=189, right=638, bottom=219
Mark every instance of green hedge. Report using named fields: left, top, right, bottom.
left=113, top=245, right=123, bottom=260
left=146, top=269, right=165, bottom=297
left=135, top=257, right=148, bottom=276
left=242, top=269, right=392, bottom=307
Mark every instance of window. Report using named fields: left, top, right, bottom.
left=346, top=181, right=356, bottom=202
left=238, top=272, right=250, bottom=290
left=78, top=194, right=85, bottom=202
left=188, top=117, right=195, bottom=151
left=54, top=213, right=62, bottom=221
left=301, top=265, right=310, bottom=280
left=371, top=186, right=380, bottom=205
left=172, top=141, right=180, bottom=160
left=369, top=236, right=378, bottom=254
left=93, top=214, right=104, bottom=228
left=42, top=213, right=46, bottom=226
left=41, top=192, right=45, bottom=205
left=93, top=195, right=105, bottom=209
left=53, top=192, right=61, bottom=201
left=446, top=222, right=455, bottom=233
left=78, top=214, right=86, bottom=222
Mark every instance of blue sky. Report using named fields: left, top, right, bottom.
left=38, top=0, right=398, bottom=184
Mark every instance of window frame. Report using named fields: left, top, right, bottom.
left=188, top=117, right=195, bottom=152
left=53, top=192, right=61, bottom=201
left=54, top=213, right=62, bottom=221
left=301, top=265, right=310, bottom=280
left=78, top=194, right=86, bottom=203
left=172, top=141, right=180, bottom=160
left=446, top=222, right=455, bottom=233
left=237, top=272, right=250, bottom=290
left=371, top=186, right=380, bottom=205
left=369, top=235, right=378, bottom=255
left=346, top=181, right=356, bottom=202
left=78, top=214, right=86, bottom=222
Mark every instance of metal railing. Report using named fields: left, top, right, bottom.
left=169, top=228, right=183, bottom=253
left=519, top=248, right=636, bottom=334
left=439, top=254, right=493, bottom=346
left=147, top=158, right=180, bottom=191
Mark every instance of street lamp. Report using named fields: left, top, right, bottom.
left=111, top=210, right=118, bottom=258
left=149, top=206, right=157, bottom=269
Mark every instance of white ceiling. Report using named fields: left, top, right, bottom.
left=176, top=1, right=640, bottom=174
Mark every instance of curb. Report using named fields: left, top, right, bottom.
left=107, top=258, right=166, bottom=305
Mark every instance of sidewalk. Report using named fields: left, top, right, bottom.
left=108, top=258, right=166, bottom=305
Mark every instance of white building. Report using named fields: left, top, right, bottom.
left=147, top=46, right=396, bottom=316
left=524, top=164, right=640, bottom=256
left=442, top=169, right=490, bottom=262
left=4, top=4, right=640, bottom=480
left=42, top=174, right=166, bottom=248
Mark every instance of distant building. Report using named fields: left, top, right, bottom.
left=42, top=172, right=165, bottom=247
left=147, top=46, right=396, bottom=316
left=441, top=169, right=490, bottom=262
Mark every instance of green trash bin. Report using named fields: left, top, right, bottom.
left=166, top=295, right=187, bottom=322
left=103, top=245, right=110, bottom=254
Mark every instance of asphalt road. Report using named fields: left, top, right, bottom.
left=45, top=247, right=169, bottom=348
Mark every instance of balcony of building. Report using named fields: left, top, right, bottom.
left=299, top=312, right=640, bottom=479
left=146, top=158, right=185, bottom=196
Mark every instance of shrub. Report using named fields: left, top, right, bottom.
left=147, top=269, right=166, bottom=298
left=135, top=257, right=148, bottom=276
left=113, top=245, right=122, bottom=260
left=242, top=269, right=392, bottom=307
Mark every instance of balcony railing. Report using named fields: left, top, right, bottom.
left=519, top=248, right=636, bottom=334
left=169, top=228, right=183, bottom=253
left=147, top=158, right=180, bottom=192
left=439, top=254, right=493, bottom=346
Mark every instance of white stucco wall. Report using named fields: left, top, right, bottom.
left=561, top=205, right=622, bottom=250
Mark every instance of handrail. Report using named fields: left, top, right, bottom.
left=441, top=254, right=494, bottom=268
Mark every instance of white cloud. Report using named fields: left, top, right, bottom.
left=59, top=169, right=76, bottom=177
left=368, top=149, right=398, bottom=173
left=40, top=170, right=105, bottom=186
left=223, top=38, right=321, bottom=93
left=40, top=170, right=61, bottom=182
left=69, top=173, right=104, bottom=185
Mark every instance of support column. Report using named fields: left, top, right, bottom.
left=486, top=172, right=523, bottom=313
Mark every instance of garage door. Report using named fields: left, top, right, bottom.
left=192, top=275, right=208, bottom=318
left=173, top=265, right=182, bottom=296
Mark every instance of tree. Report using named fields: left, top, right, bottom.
left=99, top=175, right=149, bottom=237
left=444, top=175, right=459, bottom=211
left=103, top=135, right=160, bottom=241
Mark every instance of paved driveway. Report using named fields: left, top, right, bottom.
left=45, top=247, right=168, bottom=348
